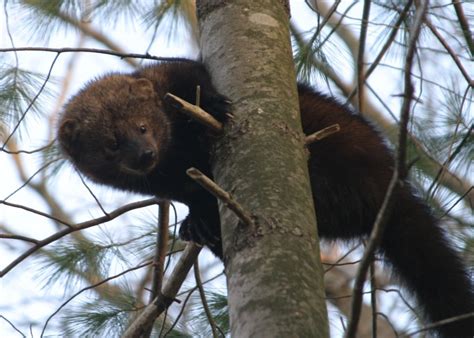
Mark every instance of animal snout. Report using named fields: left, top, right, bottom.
left=139, top=149, right=156, bottom=168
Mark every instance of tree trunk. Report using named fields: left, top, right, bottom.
left=197, top=1, right=329, bottom=337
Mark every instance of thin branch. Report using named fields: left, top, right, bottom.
left=164, top=93, right=223, bottom=133
left=427, top=122, right=474, bottom=202
left=0, top=199, right=72, bottom=228
left=40, top=261, right=153, bottom=337
left=347, top=0, right=414, bottom=102
left=440, top=186, right=473, bottom=218
left=305, top=124, right=340, bottom=145
left=370, top=262, right=377, bottom=338
left=0, top=234, right=39, bottom=244
left=0, top=198, right=159, bottom=277
left=0, top=315, right=25, bottom=338
left=1, top=53, right=60, bottom=149
left=0, top=140, right=54, bottom=154
left=0, top=47, right=194, bottom=63
left=425, top=20, right=473, bottom=86
left=344, top=2, right=429, bottom=336
left=194, top=259, right=220, bottom=338
left=122, top=242, right=202, bottom=338
left=403, top=312, right=474, bottom=337
left=164, top=272, right=224, bottom=337
left=3, top=159, right=59, bottom=202
left=142, top=201, right=170, bottom=338
left=356, top=0, right=371, bottom=111
left=451, top=0, right=474, bottom=56
left=150, top=201, right=170, bottom=301
left=186, top=167, right=254, bottom=227
left=398, top=1, right=430, bottom=178
left=76, top=171, right=109, bottom=217
left=292, top=4, right=474, bottom=207
left=344, top=173, right=399, bottom=338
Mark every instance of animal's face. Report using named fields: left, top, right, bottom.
left=58, top=75, right=170, bottom=185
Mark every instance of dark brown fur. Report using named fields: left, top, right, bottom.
left=58, top=59, right=473, bottom=337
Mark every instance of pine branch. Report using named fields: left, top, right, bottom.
left=345, top=2, right=430, bottom=336
left=0, top=198, right=160, bottom=277
left=122, top=242, right=201, bottom=338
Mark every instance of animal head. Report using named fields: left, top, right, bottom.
left=58, top=74, right=170, bottom=185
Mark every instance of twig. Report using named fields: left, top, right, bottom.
left=344, top=2, right=429, bottom=337
left=40, top=261, right=153, bottom=337
left=0, top=315, right=26, bottom=338
left=76, top=171, right=109, bottom=217
left=305, top=124, right=340, bottom=145
left=142, top=201, right=170, bottom=338
left=194, top=259, right=221, bottom=338
left=356, top=0, right=371, bottom=111
left=0, top=234, right=39, bottom=244
left=427, top=122, right=473, bottom=202
left=425, top=19, right=473, bottom=86
left=451, top=0, right=474, bottom=57
left=164, top=93, right=223, bottom=133
left=122, top=242, right=202, bottom=338
left=370, top=262, right=377, bottom=338
left=397, top=1, right=429, bottom=178
left=150, top=201, right=170, bottom=300
left=186, top=167, right=253, bottom=227
left=0, top=47, right=198, bottom=64
left=346, top=0, right=414, bottom=102
left=0, top=198, right=159, bottom=277
left=0, top=199, right=72, bottom=228
left=403, top=312, right=474, bottom=337
left=3, top=159, right=60, bottom=202
left=164, top=272, right=224, bottom=337
left=344, top=173, right=399, bottom=338
left=441, top=186, right=473, bottom=218
left=0, top=140, right=55, bottom=154
left=1, top=53, right=59, bottom=149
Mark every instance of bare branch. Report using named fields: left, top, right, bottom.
left=344, top=2, right=430, bottom=336
left=164, top=93, right=223, bottom=133
left=194, top=259, right=221, bottom=338
left=141, top=201, right=170, bottom=338
left=404, top=312, right=474, bottom=337
left=356, top=0, right=371, bottom=111
left=305, top=124, right=340, bottom=145
left=451, top=0, right=474, bottom=56
left=0, top=198, right=160, bottom=277
left=0, top=315, right=25, bottom=338
left=150, top=201, right=170, bottom=301
left=0, top=234, right=39, bottom=244
left=0, top=199, right=72, bottom=228
left=186, top=167, right=254, bottom=227
left=122, top=242, right=202, bottom=338
left=0, top=46, right=195, bottom=63
left=425, top=20, right=473, bottom=86
left=292, top=4, right=474, bottom=206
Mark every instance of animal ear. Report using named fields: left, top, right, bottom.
left=58, top=118, right=81, bottom=155
left=129, top=78, right=155, bottom=99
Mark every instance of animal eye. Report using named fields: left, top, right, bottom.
left=139, top=125, right=147, bottom=134
left=107, top=138, right=119, bottom=152
left=110, top=140, right=119, bottom=151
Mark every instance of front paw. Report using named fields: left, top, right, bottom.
left=179, top=216, right=194, bottom=242
left=204, top=94, right=233, bottom=123
left=179, top=215, right=219, bottom=245
left=179, top=215, right=223, bottom=258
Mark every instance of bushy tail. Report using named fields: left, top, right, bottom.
left=381, top=192, right=473, bottom=337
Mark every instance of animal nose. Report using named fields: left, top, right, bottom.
left=140, top=149, right=155, bottom=167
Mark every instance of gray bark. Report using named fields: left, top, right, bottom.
left=197, top=1, right=329, bottom=337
